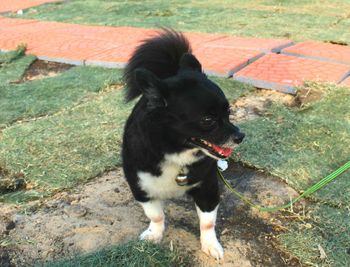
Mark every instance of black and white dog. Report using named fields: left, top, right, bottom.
left=122, top=30, right=245, bottom=259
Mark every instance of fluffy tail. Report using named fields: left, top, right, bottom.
left=124, top=29, right=191, bottom=102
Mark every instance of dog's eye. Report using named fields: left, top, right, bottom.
left=200, top=116, right=216, bottom=129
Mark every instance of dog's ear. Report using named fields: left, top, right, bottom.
left=134, top=68, right=166, bottom=109
left=179, top=53, right=202, bottom=72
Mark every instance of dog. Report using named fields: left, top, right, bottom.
left=122, top=29, right=245, bottom=260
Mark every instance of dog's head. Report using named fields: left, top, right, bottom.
left=134, top=53, right=245, bottom=160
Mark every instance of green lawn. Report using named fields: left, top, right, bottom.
left=37, top=240, right=189, bottom=267
left=10, top=0, right=350, bottom=43
left=0, top=50, right=251, bottom=203
left=0, top=46, right=36, bottom=85
left=1, top=8, right=350, bottom=262
left=0, top=48, right=124, bottom=128
left=233, top=82, right=350, bottom=266
left=235, top=83, right=350, bottom=206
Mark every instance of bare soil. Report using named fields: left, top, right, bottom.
left=0, top=163, right=304, bottom=267
left=21, top=60, right=73, bottom=82
left=230, top=89, right=294, bottom=122
left=292, top=88, right=323, bottom=108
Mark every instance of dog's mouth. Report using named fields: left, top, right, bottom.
left=188, top=137, right=233, bottom=159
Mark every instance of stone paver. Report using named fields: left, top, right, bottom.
left=233, top=53, right=350, bottom=94
left=29, top=36, right=124, bottom=65
left=184, top=32, right=226, bottom=49
left=0, top=19, right=69, bottom=51
left=0, top=19, right=66, bottom=33
left=50, top=25, right=156, bottom=43
left=68, top=26, right=157, bottom=66
left=0, top=19, right=155, bottom=64
left=185, top=33, right=292, bottom=76
left=1, top=16, right=349, bottom=92
left=34, top=26, right=156, bottom=65
left=193, top=46, right=263, bottom=77
left=202, top=36, right=293, bottom=52
left=0, top=18, right=265, bottom=76
left=283, top=41, right=350, bottom=65
left=0, top=0, right=59, bottom=13
left=84, top=45, right=143, bottom=68
left=0, top=17, right=38, bottom=28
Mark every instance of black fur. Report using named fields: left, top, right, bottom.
left=124, top=29, right=192, bottom=102
left=122, top=30, right=244, bottom=211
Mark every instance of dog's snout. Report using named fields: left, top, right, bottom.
left=234, top=132, right=245, bottom=144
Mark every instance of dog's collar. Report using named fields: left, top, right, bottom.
left=175, top=160, right=228, bottom=186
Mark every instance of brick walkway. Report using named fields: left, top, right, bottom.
left=0, top=0, right=58, bottom=13
left=0, top=1, right=349, bottom=93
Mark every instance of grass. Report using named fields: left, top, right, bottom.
left=280, top=204, right=350, bottom=267
left=0, top=52, right=124, bottom=128
left=0, top=46, right=36, bottom=85
left=0, top=89, right=132, bottom=202
left=232, top=82, right=350, bottom=266
left=0, top=31, right=349, bottom=265
left=36, top=240, right=189, bottom=267
left=234, top=83, right=350, bottom=206
left=10, top=0, right=350, bottom=43
left=0, top=52, right=250, bottom=203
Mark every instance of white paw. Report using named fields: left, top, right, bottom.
left=139, top=227, right=163, bottom=243
left=201, top=238, right=224, bottom=260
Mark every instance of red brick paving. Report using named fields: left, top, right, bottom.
left=234, top=53, right=350, bottom=93
left=0, top=19, right=156, bottom=64
left=0, top=18, right=266, bottom=76
left=84, top=45, right=143, bottom=67
left=45, top=26, right=157, bottom=65
left=1, top=16, right=349, bottom=93
left=184, top=33, right=291, bottom=76
left=202, top=36, right=293, bottom=52
left=0, top=19, right=70, bottom=51
left=29, top=37, right=123, bottom=64
left=86, top=31, right=265, bottom=76
left=50, top=25, right=156, bottom=43
left=192, top=46, right=263, bottom=76
left=0, top=17, right=38, bottom=28
left=183, top=32, right=226, bottom=49
left=283, top=41, right=350, bottom=65
left=0, top=0, right=59, bottom=13
left=60, top=26, right=157, bottom=62
left=1, top=19, right=65, bottom=33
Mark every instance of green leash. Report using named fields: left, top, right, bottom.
left=218, top=160, right=350, bottom=212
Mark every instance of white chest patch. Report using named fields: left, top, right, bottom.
left=138, top=148, right=203, bottom=199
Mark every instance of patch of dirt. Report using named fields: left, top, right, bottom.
left=0, top=247, right=13, bottom=267
left=0, top=165, right=304, bottom=266
left=230, top=89, right=295, bottom=122
left=230, top=88, right=324, bottom=121
left=19, top=60, right=73, bottom=82
left=0, top=167, right=26, bottom=194
left=292, top=88, right=323, bottom=108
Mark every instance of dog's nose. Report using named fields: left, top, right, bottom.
left=234, top=132, right=245, bottom=144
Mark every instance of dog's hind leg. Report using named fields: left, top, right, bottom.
left=139, top=200, right=165, bottom=243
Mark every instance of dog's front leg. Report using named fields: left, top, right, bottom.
left=196, top=204, right=223, bottom=260
left=139, top=200, right=165, bottom=243
left=189, top=181, right=223, bottom=260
